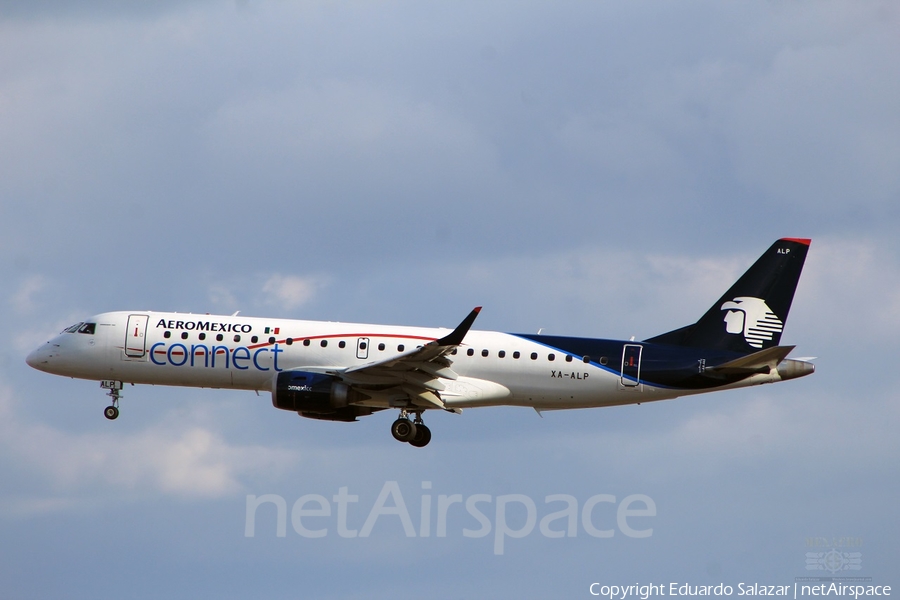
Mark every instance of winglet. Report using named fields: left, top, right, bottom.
left=437, top=307, right=482, bottom=346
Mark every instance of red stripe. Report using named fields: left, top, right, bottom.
left=142, top=332, right=440, bottom=354
left=245, top=333, right=438, bottom=349
left=780, top=237, right=811, bottom=245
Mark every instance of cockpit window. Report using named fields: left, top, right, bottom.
left=77, top=323, right=96, bottom=335
left=62, top=322, right=84, bottom=334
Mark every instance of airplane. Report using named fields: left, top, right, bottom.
left=26, top=238, right=814, bottom=447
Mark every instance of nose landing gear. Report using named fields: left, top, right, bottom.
left=101, top=380, right=123, bottom=420
left=391, top=411, right=432, bottom=447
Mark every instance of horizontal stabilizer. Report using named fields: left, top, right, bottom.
left=707, top=345, right=795, bottom=375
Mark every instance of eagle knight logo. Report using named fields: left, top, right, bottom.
left=720, top=297, right=784, bottom=348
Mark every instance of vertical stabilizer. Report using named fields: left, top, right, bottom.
left=645, top=238, right=810, bottom=353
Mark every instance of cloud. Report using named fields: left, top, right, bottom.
left=200, top=79, right=500, bottom=207
left=420, top=243, right=750, bottom=339
left=723, top=11, right=900, bottom=207
left=261, top=274, right=323, bottom=310
left=9, top=274, right=49, bottom=314
left=531, top=385, right=900, bottom=490
left=203, top=273, right=324, bottom=315
left=787, top=235, right=900, bottom=350
left=207, top=284, right=240, bottom=312
left=0, top=0, right=206, bottom=21
left=0, top=385, right=299, bottom=511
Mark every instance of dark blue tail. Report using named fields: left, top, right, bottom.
left=645, top=238, right=810, bottom=354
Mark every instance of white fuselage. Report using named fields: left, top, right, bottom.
left=25, top=310, right=738, bottom=411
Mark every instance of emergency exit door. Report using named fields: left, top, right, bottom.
left=356, top=337, right=370, bottom=360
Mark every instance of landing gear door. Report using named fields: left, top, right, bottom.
left=620, top=344, right=642, bottom=389
left=356, top=337, right=370, bottom=360
left=124, top=314, right=149, bottom=359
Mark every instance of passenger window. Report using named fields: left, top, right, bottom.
left=599, top=356, right=608, bottom=365
left=513, top=351, right=520, bottom=359
left=303, top=339, right=310, bottom=346
left=339, top=341, right=346, bottom=348
left=164, top=331, right=172, bottom=339
left=251, top=336, right=259, bottom=344
left=467, top=348, right=474, bottom=356
left=583, top=355, right=591, bottom=363
left=359, top=341, right=367, bottom=349
left=398, top=344, right=405, bottom=352
left=234, top=335, right=241, bottom=343
left=199, top=333, right=206, bottom=341
left=530, top=352, right=538, bottom=360
left=269, top=337, right=276, bottom=344
left=565, top=355, right=573, bottom=362
left=481, top=349, right=489, bottom=357
left=320, top=340, right=328, bottom=347
left=286, top=338, right=293, bottom=345
left=181, top=332, right=189, bottom=340
left=216, top=334, right=224, bottom=342
left=548, top=353, right=555, bottom=361
left=498, top=350, right=506, bottom=358
left=378, top=343, right=385, bottom=351
left=450, top=348, right=457, bottom=355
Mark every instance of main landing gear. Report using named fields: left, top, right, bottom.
left=391, top=411, right=432, bottom=448
left=101, top=380, right=123, bottom=420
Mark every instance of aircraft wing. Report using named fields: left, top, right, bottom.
left=331, top=307, right=482, bottom=410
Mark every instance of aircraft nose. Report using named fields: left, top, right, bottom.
left=26, top=344, right=52, bottom=371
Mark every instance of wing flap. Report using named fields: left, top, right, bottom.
left=407, top=362, right=458, bottom=380
left=398, top=371, right=446, bottom=391
left=401, top=386, right=446, bottom=409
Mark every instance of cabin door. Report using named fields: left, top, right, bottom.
left=620, top=344, right=642, bottom=387
left=125, top=314, right=149, bottom=358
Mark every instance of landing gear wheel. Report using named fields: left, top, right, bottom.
left=391, top=418, right=417, bottom=442
left=100, top=381, right=123, bottom=421
left=408, top=424, right=431, bottom=448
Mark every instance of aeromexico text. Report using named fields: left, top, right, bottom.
left=156, top=319, right=254, bottom=333
left=151, top=319, right=285, bottom=371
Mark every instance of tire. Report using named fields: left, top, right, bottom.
left=104, top=406, right=119, bottom=420
left=409, top=424, right=432, bottom=447
left=391, top=418, right=417, bottom=442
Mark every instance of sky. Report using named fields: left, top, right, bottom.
left=1, top=1, right=899, bottom=598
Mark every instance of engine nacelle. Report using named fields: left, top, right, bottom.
left=272, top=371, right=376, bottom=422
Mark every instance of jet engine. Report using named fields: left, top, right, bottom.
left=272, top=370, right=378, bottom=422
